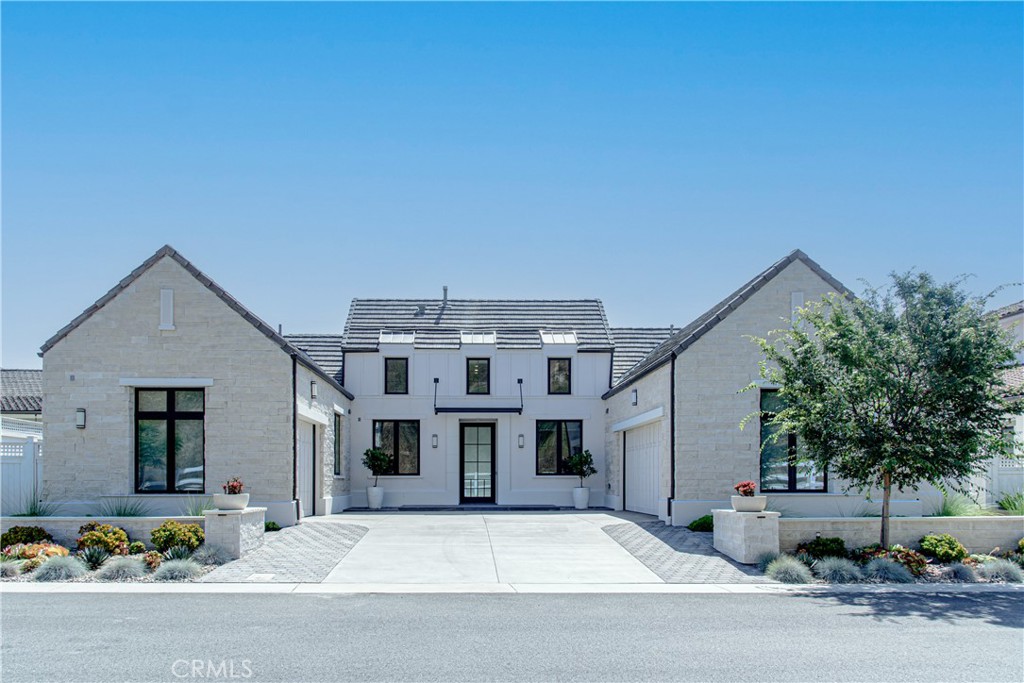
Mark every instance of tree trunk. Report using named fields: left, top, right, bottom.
left=880, top=470, right=892, bottom=548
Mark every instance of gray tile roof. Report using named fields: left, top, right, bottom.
left=342, top=299, right=614, bottom=352
left=604, top=249, right=853, bottom=398
left=39, top=245, right=353, bottom=400
left=1, top=369, right=42, bottom=413
left=1001, top=364, right=1024, bottom=398
left=992, top=300, right=1024, bottom=319
left=285, top=335, right=344, bottom=384
left=610, top=328, right=677, bottom=384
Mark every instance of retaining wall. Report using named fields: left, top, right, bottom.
left=0, top=516, right=205, bottom=549
left=778, top=516, right=1024, bottom=553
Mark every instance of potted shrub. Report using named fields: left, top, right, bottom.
left=362, top=448, right=392, bottom=510
left=731, top=480, right=767, bottom=512
left=565, top=449, right=598, bottom=510
left=213, top=476, right=249, bottom=510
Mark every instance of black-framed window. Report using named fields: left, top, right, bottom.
left=548, top=358, right=571, bottom=395
left=372, top=420, right=420, bottom=475
left=135, top=388, right=205, bottom=493
left=760, top=390, right=826, bottom=492
left=466, top=358, right=490, bottom=395
left=536, top=420, right=583, bottom=475
left=333, top=413, right=342, bottom=476
left=384, top=358, right=408, bottom=394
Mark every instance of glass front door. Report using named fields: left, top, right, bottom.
left=461, top=424, right=495, bottom=503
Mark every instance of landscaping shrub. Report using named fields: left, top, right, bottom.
left=79, top=546, right=110, bottom=570
left=0, top=561, right=22, bottom=578
left=996, top=490, right=1024, bottom=516
left=33, top=556, right=87, bottom=581
left=95, top=497, right=152, bottom=517
left=76, top=523, right=129, bottom=555
left=20, top=557, right=43, bottom=573
left=143, top=551, right=163, bottom=571
left=977, top=559, right=1024, bottom=583
left=1, top=526, right=52, bottom=548
left=919, top=534, right=968, bottom=563
left=96, top=556, right=147, bottom=581
left=812, top=557, right=862, bottom=583
left=151, top=521, right=204, bottom=552
left=794, top=552, right=816, bottom=568
left=153, top=558, right=203, bottom=582
left=862, top=558, right=913, bottom=583
left=163, top=545, right=193, bottom=561
left=128, top=541, right=146, bottom=555
left=686, top=515, right=713, bottom=532
left=765, top=555, right=814, bottom=584
left=756, top=551, right=780, bottom=573
left=852, top=544, right=928, bottom=576
left=264, top=521, right=281, bottom=533
left=2, top=543, right=69, bottom=560
left=797, top=536, right=847, bottom=560
left=946, top=563, right=978, bottom=583
left=192, top=545, right=230, bottom=566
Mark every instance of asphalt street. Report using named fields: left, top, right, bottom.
left=2, top=591, right=1021, bottom=682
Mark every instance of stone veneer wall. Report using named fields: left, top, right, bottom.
left=42, top=256, right=295, bottom=510
left=0, top=516, right=205, bottom=549
left=294, top=362, right=351, bottom=514
left=203, top=508, right=264, bottom=559
left=778, top=516, right=1024, bottom=553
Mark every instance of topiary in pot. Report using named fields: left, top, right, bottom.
left=565, top=450, right=598, bottom=510
left=362, top=448, right=393, bottom=510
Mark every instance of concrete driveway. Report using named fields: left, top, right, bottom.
left=322, top=511, right=662, bottom=585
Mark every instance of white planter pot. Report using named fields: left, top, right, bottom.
left=367, top=486, right=384, bottom=510
left=572, top=487, right=590, bottom=510
left=213, top=493, right=249, bottom=510
left=731, top=495, right=767, bottom=513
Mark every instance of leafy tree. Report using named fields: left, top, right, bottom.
left=750, top=272, right=1022, bottom=547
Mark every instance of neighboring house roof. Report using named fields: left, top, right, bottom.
left=609, top=328, right=676, bottom=384
left=992, top=300, right=1024, bottom=319
left=1, top=369, right=43, bottom=413
left=603, top=249, right=852, bottom=398
left=1001, top=364, right=1024, bottom=399
left=39, top=245, right=354, bottom=400
left=285, top=334, right=344, bottom=384
left=342, top=299, right=614, bottom=352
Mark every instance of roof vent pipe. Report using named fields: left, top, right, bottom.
left=442, top=286, right=448, bottom=307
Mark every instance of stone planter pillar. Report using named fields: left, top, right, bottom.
left=712, top=509, right=781, bottom=565
left=203, top=507, right=266, bottom=560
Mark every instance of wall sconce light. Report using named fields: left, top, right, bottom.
left=310, top=380, right=318, bottom=400
left=630, top=389, right=638, bottom=406
left=431, top=434, right=438, bottom=449
left=518, top=434, right=525, bottom=449
left=75, top=408, right=87, bottom=429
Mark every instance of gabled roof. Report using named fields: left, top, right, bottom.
left=285, top=334, right=344, bottom=384
left=603, top=249, right=852, bottom=398
left=1001, top=364, right=1024, bottom=399
left=342, top=299, right=614, bottom=352
left=609, top=328, right=676, bottom=384
left=992, top=300, right=1024, bottom=319
left=1, top=369, right=43, bottom=413
left=39, top=245, right=354, bottom=400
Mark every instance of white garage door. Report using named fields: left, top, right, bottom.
left=624, top=422, right=661, bottom=517
left=297, top=421, right=316, bottom=518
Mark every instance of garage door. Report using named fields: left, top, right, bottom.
left=296, top=421, right=316, bottom=518
left=624, top=422, right=661, bottom=517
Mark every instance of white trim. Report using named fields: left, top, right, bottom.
left=611, top=406, right=664, bottom=433
left=752, top=379, right=781, bottom=389
left=119, top=377, right=214, bottom=387
left=159, top=288, right=175, bottom=330
left=333, top=404, right=346, bottom=416
left=297, top=403, right=328, bottom=426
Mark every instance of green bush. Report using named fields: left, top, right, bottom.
left=33, top=556, right=87, bottom=581
left=150, top=521, right=204, bottom=552
left=851, top=543, right=928, bottom=576
left=1, top=526, right=52, bottom=548
left=128, top=541, right=146, bottom=554
left=143, top=551, right=162, bottom=571
left=756, top=551, right=780, bottom=573
left=95, top=497, right=151, bottom=517
left=265, top=521, right=281, bottom=532
left=797, top=536, right=847, bottom=559
left=0, top=561, right=22, bottom=578
left=192, top=545, right=230, bottom=566
left=812, top=557, right=862, bottom=583
left=946, top=563, right=978, bottom=583
left=686, top=515, right=713, bottom=532
left=96, top=556, right=147, bottom=581
left=163, top=545, right=193, bottom=561
left=79, top=546, right=110, bottom=570
left=76, top=523, right=129, bottom=554
left=978, top=559, right=1024, bottom=583
left=919, top=534, right=968, bottom=563
left=153, top=558, right=203, bottom=582
left=996, top=490, right=1024, bottom=516
left=765, top=555, right=814, bottom=584
left=794, top=552, right=816, bottom=568
left=862, top=558, right=913, bottom=583
left=931, top=493, right=993, bottom=517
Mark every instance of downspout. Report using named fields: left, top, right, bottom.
left=668, top=353, right=676, bottom=521
left=291, top=354, right=298, bottom=521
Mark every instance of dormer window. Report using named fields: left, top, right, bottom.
left=379, top=330, right=415, bottom=344
left=460, top=331, right=496, bottom=345
left=540, top=331, right=577, bottom=345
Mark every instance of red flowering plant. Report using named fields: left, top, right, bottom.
left=222, top=477, right=244, bottom=495
left=733, top=480, right=757, bottom=497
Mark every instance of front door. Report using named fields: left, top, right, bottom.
left=460, top=424, right=495, bottom=503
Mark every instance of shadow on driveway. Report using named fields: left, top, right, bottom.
left=809, top=589, right=1024, bottom=628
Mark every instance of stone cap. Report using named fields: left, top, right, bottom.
left=204, top=507, right=267, bottom=516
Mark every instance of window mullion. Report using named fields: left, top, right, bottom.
left=166, top=390, right=176, bottom=493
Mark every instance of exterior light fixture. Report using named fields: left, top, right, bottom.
left=630, top=389, right=638, bottom=406
left=518, top=434, right=525, bottom=449
left=75, top=408, right=87, bottom=429
left=310, top=381, right=318, bottom=400
left=432, top=434, right=438, bottom=449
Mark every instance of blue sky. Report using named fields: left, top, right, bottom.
left=3, top=3, right=1022, bottom=369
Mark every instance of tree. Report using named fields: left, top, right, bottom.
left=750, top=272, right=1022, bottom=547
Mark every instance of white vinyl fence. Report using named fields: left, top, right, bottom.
left=1, top=436, right=43, bottom=515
